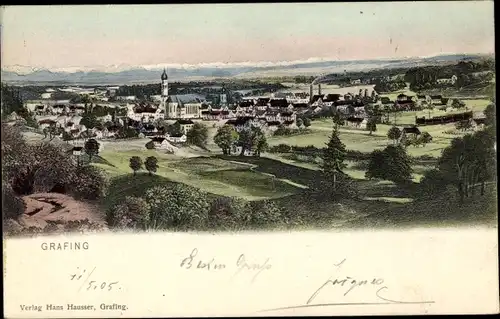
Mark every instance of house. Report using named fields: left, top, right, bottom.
left=291, top=103, right=309, bottom=113
left=280, top=111, right=296, bottom=123
left=225, top=116, right=255, bottom=132
left=166, top=133, right=187, bottom=144
left=323, top=94, right=342, bottom=103
left=350, top=79, right=361, bottom=85
left=38, top=119, right=58, bottom=129
left=402, top=126, right=421, bottom=137
left=254, top=98, right=270, bottom=110
left=396, top=94, right=413, bottom=102
left=310, top=94, right=324, bottom=105
left=345, top=117, right=364, bottom=128
left=269, top=99, right=289, bottom=109
left=230, top=144, right=253, bottom=156
left=265, top=110, right=281, bottom=122
left=436, top=75, right=458, bottom=85
left=430, top=95, right=444, bottom=105
left=175, top=119, right=195, bottom=134
left=151, top=136, right=171, bottom=148
left=395, top=100, right=415, bottom=111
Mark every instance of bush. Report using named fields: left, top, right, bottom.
left=107, top=196, right=150, bottom=229
left=70, top=165, right=109, bottom=200
left=365, top=145, right=413, bottom=184
left=417, top=169, right=451, bottom=198
left=2, top=183, right=25, bottom=220
left=240, top=200, right=283, bottom=228
left=24, top=143, right=76, bottom=194
left=145, top=140, right=155, bottom=150
left=269, top=144, right=292, bottom=153
left=118, top=127, right=138, bottom=139
left=208, top=196, right=249, bottom=230
left=143, top=184, right=210, bottom=230
left=64, top=219, right=106, bottom=232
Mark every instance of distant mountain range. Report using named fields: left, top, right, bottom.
left=1, top=53, right=493, bottom=86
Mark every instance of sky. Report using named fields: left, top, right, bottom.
left=0, top=2, right=495, bottom=71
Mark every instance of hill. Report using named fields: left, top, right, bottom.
left=1, top=54, right=492, bottom=85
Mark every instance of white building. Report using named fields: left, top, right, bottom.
left=159, top=69, right=204, bottom=119
left=437, top=75, right=458, bottom=85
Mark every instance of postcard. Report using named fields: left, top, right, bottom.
left=2, top=2, right=498, bottom=317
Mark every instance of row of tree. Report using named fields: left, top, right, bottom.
left=129, top=156, right=159, bottom=176
left=213, top=124, right=268, bottom=156
left=420, top=102, right=496, bottom=202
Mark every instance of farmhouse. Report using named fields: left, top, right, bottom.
left=345, top=117, right=364, bottom=128
left=396, top=93, right=413, bottom=102
left=430, top=95, right=444, bottom=105
left=402, top=126, right=421, bottom=137
left=166, top=133, right=187, bottom=144
left=280, top=111, right=296, bottom=122
left=226, top=116, right=255, bottom=132
left=175, top=119, right=195, bottom=134
left=436, top=75, right=458, bottom=85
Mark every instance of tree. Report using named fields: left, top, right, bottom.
left=238, top=127, right=255, bottom=156
left=365, top=145, right=413, bottom=184
left=107, top=196, right=150, bottom=229
left=419, top=132, right=433, bottom=147
left=1, top=83, right=24, bottom=116
left=451, top=99, right=466, bottom=109
left=455, top=119, right=473, bottom=132
left=214, top=125, right=239, bottom=155
left=143, top=184, right=210, bottom=230
left=186, top=123, right=209, bottom=149
left=129, top=156, right=143, bottom=175
left=365, top=150, right=386, bottom=180
left=320, top=125, right=347, bottom=191
left=438, top=130, right=496, bottom=202
left=2, top=183, right=25, bottom=220
left=144, top=156, right=159, bottom=176
left=484, top=102, right=496, bottom=128
left=167, top=122, right=182, bottom=136
left=366, top=117, right=377, bottom=135
left=296, top=118, right=304, bottom=128
left=71, top=165, right=109, bottom=200
left=80, top=112, right=99, bottom=138
left=303, top=117, right=311, bottom=128
left=387, top=126, right=402, bottom=144
left=145, top=140, right=156, bottom=150
left=331, top=110, right=344, bottom=128
left=254, top=128, right=268, bottom=157
left=62, top=131, right=73, bottom=143
left=84, top=138, right=100, bottom=162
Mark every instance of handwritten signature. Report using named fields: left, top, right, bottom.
left=179, top=248, right=272, bottom=282
left=259, top=258, right=434, bottom=313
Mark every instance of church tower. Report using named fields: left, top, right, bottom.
left=161, top=68, right=170, bottom=117
left=161, top=68, right=169, bottom=98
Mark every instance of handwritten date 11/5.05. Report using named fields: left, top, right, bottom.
left=69, top=267, right=121, bottom=292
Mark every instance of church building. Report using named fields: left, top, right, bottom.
left=160, top=69, right=205, bottom=119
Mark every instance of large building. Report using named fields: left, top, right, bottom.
left=160, top=69, right=205, bottom=119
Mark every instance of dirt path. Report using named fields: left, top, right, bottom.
left=17, top=193, right=108, bottom=231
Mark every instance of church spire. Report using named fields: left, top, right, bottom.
left=161, top=68, right=168, bottom=81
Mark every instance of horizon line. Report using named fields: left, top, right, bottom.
left=1, top=51, right=494, bottom=75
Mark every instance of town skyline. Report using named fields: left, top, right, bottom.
left=1, top=2, right=495, bottom=70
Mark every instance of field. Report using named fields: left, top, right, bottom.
left=269, top=96, right=491, bottom=159
left=96, top=150, right=305, bottom=202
